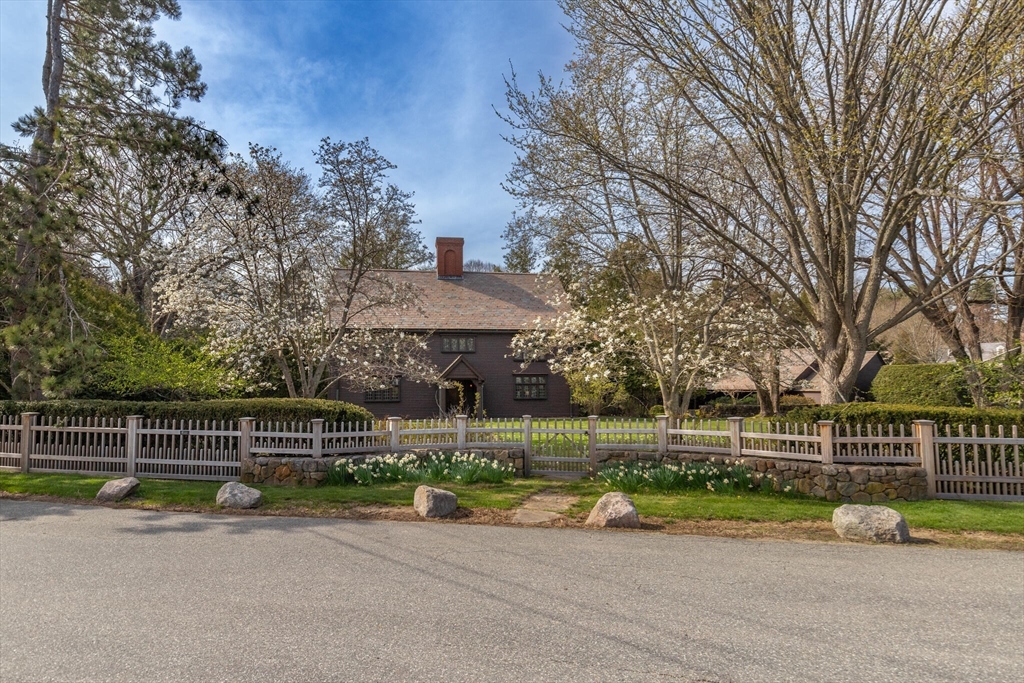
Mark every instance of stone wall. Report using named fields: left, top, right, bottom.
left=599, top=451, right=929, bottom=502
left=241, top=448, right=526, bottom=486
left=240, top=447, right=927, bottom=501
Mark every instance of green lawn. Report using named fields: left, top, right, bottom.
left=566, top=482, right=1024, bottom=534
left=0, top=472, right=552, bottom=511
left=3, top=471, right=1022, bottom=535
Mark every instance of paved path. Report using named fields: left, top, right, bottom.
left=1, top=500, right=1022, bottom=682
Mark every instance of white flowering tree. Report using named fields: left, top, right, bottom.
left=158, top=141, right=441, bottom=398
left=513, top=286, right=730, bottom=417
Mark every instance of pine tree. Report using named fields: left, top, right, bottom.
left=1, top=0, right=221, bottom=399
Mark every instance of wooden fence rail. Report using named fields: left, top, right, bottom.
left=0, top=413, right=1020, bottom=499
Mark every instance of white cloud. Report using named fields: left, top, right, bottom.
left=0, top=0, right=573, bottom=265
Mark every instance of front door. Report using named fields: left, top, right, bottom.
left=445, top=379, right=477, bottom=415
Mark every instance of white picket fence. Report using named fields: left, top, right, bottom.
left=1, top=412, right=1021, bottom=500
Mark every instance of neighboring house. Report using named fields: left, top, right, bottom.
left=978, top=342, right=1008, bottom=362
left=330, top=237, right=573, bottom=418
left=709, top=349, right=885, bottom=404
left=934, top=342, right=1009, bottom=363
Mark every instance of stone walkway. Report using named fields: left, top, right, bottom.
left=512, top=491, right=579, bottom=524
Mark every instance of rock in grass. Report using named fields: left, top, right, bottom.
left=414, top=485, right=457, bottom=518
left=832, top=504, right=909, bottom=544
left=95, top=477, right=140, bottom=503
left=217, top=481, right=263, bottom=509
left=586, top=492, right=640, bottom=529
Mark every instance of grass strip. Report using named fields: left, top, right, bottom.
left=2, top=472, right=1022, bottom=536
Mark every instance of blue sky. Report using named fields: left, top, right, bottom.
left=0, top=0, right=574, bottom=265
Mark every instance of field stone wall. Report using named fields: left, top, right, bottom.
left=241, top=448, right=526, bottom=486
left=599, top=450, right=929, bottom=502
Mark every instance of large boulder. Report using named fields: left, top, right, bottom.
left=586, top=492, right=641, bottom=529
left=832, top=504, right=910, bottom=543
left=95, top=477, right=140, bottom=503
left=413, top=485, right=457, bottom=518
left=217, top=481, right=263, bottom=509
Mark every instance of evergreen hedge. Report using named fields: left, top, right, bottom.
left=0, top=399, right=374, bottom=425
left=869, top=364, right=968, bottom=406
left=783, top=403, right=1022, bottom=430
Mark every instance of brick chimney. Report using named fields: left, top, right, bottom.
left=436, top=237, right=464, bottom=280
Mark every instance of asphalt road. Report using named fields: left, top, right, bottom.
left=1, top=500, right=1022, bottom=682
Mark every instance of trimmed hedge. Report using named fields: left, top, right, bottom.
left=870, top=364, right=968, bottom=406
left=783, top=403, right=1023, bottom=430
left=0, top=399, right=374, bottom=425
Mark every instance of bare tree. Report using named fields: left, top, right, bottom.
left=73, top=126, right=218, bottom=331
left=527, top=0, right=1024, bottom=402
left=502, top=43, right=744, bottom=414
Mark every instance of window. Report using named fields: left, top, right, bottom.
left=514, top=374, right=547, bottom=400
left=364, top=378, right=401, bottom=403
left=442, top=336, right=476, bottom=353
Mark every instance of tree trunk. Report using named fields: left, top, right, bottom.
left=920, top=303, right=970, bottom=361
left=754, top=385, right=773, bottom=417
left=274, top=350, right=298, bottom=398
left=815, top=308, right=862, bottom=404
left=8, top=1, right=64, bottom=399
left=660, top=378, right=682, bottom=419
left=959, top=362, right=988, bottom=409
left=679, top=385, right=694, bottom=416
left=1007, top=295, right=1023, bottom=357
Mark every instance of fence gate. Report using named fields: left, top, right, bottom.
left=527, top=417, right=593, bottom=477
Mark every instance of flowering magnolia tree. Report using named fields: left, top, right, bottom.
left=158, top=141, right=441, bottom=398
left=512, top=287, right=730, bottom=417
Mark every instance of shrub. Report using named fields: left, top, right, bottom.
left=779, top=394, right=816, bottom=407
left=77, top=334, right=245, bottom=401
left=782, top=403, right=1023, bottom=430
left=870, top=364, right=968, bottom=406
left=597, top=459, right=756, bottom=494
left=648, top=404, right=666, bottom=417
left=326, top=451, right=515, bottom=486
left=0, top=398, right=373, bottom=424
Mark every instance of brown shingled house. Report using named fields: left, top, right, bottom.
left=709, top=349, right=885, bottom=404
left=330, top=237, right=573, bottom=418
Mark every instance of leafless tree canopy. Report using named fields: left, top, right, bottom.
left=504, top=0, right=1024, bottom=402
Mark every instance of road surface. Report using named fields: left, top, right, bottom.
left=1, top=500, right=1022, bottom=682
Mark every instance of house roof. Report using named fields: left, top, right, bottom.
left=345, top=270, right=568, bottom=331
left=710, top=350, right=883, bottom=393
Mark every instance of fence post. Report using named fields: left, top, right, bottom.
left=727, top=416, right=744, bottom=460
left=388, top=416, right=402, bottom=452
left=817, top=420, right=834, bottom=465
left=522, top=415, right=532, bottom=478
left=914, top=419, right=937, bottom=498
left=588, top=415, right=599, bottom=475
left=311, top=419, right=324, bottom=458
left=656, top=414, right=668, bottom=457
left=456, top=414, right=468, bottom=451
left=20, top=412, right=38, bottom=474
left=126, top=415, right=141, bottom=477
left=239, top=417, right=254, bottom=463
